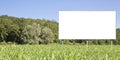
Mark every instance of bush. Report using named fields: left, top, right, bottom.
left=0, top=41, right=7, bottom=45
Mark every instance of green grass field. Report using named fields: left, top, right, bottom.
left=0, top=44, right=120, bottom=60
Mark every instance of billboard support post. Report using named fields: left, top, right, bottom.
left=86, top=41, right=89, bottom=50
left=62, top=40, right=64, bottom=50
left=111, top=40, right=113, bottom=50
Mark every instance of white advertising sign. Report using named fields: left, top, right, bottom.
left=59, top=11, right=116, bottom=40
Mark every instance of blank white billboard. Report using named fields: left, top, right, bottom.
left=59, top=11, right=116, bottom=40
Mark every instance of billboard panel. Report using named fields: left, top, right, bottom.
left=59, top=11, right=116, bottom=40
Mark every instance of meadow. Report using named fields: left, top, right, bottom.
left=0, top=44, right=120, bottom=60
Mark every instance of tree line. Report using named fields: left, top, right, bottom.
left=0, top=15, right=58, bottom=44
left=0, top=15, right=120, bottom=45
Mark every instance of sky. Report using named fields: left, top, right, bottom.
left=0, top=0, right=120, bottom=28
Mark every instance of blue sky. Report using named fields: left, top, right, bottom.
left=0, top=0, right=120, bottom=28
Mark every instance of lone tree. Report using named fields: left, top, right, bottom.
left=21, top=23, right=54, bottom=44
left=21, top=23, right=41, bottom=44
left=41, top=27, right=54, bottom=44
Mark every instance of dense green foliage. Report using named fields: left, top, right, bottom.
left=0, top=15, right=58, bottom=44
left=0, top=15, right=120, bottom=45
left=0, top=44, right=120, bottom=60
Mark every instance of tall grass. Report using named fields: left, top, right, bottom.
left=0, top=44, right=120, bottom=60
